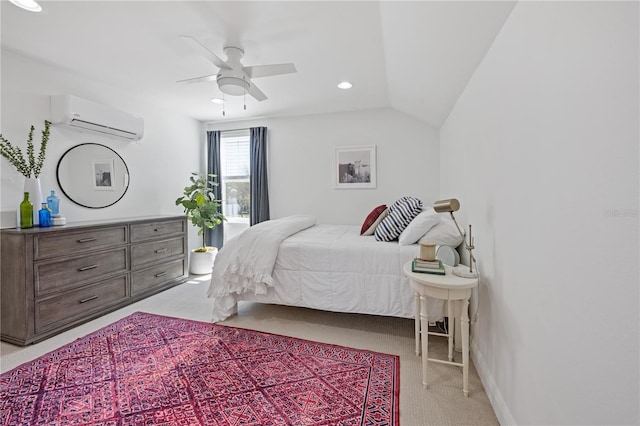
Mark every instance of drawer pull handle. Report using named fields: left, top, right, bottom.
left=154, top=228, right=163, bottom=232
left=78, top=264, right=99, bottom=271
left=155, top=248, right=167, bottom=254
left=155, top=271, right=168, bottom=278
left=79, top=295, right=98, bottom=303
left=77, top=237, right=97, bottom=243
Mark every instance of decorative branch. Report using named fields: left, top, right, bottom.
left=0, top=120, right=52, bottom=178
left=26, top=125, right=36, bottom=176
left=33, top=121, right=51, bottom=178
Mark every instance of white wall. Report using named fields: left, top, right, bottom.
left=209, top=108, right=440, bottom=225
left=1, top=49, right=205, bottom=251
left=0, top=49, right=438, bottom=257
left=440, top=2, right=639, bottom=425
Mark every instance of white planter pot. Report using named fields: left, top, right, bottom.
left=24, top=177, right=43, bottom=225
left=24, top=177, right=43, bottom=207
left=189, top=248, right=218, bottom=275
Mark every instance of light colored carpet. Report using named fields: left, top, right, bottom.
left=1, top=276, right=499, bottom=425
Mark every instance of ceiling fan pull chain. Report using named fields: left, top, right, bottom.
left=222, top=93, right=226, bottom=116
left=243, top=78, right=247, bottom=111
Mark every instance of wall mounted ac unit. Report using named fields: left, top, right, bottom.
left=50, top=95, right=144, bottom=141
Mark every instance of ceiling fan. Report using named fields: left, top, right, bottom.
left=178, top=36, right=297, bottom=102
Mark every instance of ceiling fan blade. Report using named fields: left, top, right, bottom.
left=180, top=35, right=230, bottom=70
left=244, top=63, right=297, bottom=79
left=176, top=74, right=218, bottom=84
left=247, top=82, right=268, bottom=102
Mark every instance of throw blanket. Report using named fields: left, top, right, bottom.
left=208, top=215, right=316, bottom=321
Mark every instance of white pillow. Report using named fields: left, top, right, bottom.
left=419, top=214, right=465, bottom=247
left=398, top=209, right=441, bottom=246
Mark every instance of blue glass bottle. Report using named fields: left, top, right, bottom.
left=38, top=203, right=52, bottom=227
left=46, top=190, right=60, bottom=216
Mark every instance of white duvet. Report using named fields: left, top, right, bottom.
left=209, top=217, right=445, bottom=322
left=208, top=215, right=316, bottom=321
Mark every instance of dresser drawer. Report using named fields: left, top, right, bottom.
left=131, top=259, right=186, bottom=296
left=130, top=219, right=185, bottom=242
left=131, top=237, right=186, bottom=268
left=35, top=247, right=129, bottom=296
left=35, top=226, right=128, bottom=260
left=35, top=275, right=129, bottom=333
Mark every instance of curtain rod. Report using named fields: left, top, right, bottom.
left=208, top=128, right=251, bottom=138
left=211, top=126, right=266, bottom=132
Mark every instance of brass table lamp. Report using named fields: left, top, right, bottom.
left=433, top=198, right=478, bottom=278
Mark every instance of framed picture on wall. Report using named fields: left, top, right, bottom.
left=92, top=159, right=115, bottom=190
left=335, top=145, right=376, bottom=189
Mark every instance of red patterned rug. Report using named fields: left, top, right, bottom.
left=1, top=312, right=399, bottom=425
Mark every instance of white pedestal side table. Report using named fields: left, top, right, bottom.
left=403, top=261, right=479, bottom=396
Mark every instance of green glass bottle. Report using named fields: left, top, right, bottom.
left=20, top=192, right=33, bottom=229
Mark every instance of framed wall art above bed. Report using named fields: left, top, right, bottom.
left=335, top=145, right=376, bottom=189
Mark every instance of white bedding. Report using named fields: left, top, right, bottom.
left=210, top=220, right=444, bottom=322
left=208, top=215, right=316, bottom=321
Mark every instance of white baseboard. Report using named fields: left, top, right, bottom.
left=471, top=341, right=516, bottom=425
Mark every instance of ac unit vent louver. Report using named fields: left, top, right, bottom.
left=50, top=95, right=144, bottom=141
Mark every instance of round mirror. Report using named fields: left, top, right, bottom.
left=56, top=143, right=129, bottom=209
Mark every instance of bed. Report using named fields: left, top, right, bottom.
left=207, top=215, right=451, bottom=322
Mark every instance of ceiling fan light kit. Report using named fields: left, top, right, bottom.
left=217, top=76, right=250, bottom=96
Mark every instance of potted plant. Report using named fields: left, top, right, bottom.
left=0, top=120, right=52, bottom=210
left=176, top=172, right=226, bottom=274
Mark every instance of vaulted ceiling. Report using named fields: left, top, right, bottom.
left=1, top=1, right=515, bottom=127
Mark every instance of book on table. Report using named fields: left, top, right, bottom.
left=414, top=258, right=441, bottom=268
left=411, top=258, right=445, bottom=275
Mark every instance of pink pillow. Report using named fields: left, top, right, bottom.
left=361, top=205, right=388, bottom=235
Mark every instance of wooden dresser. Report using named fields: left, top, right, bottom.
left=1, top=215, right=189, bottom=345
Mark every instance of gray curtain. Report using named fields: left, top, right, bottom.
left=205, top=130, right=224, bottom=249
left=249, top=126, right=270, bottom=225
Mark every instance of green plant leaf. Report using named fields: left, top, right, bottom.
left=0, top=121, right=51, bottom=178
left=177, top=172, right=226, bottom=250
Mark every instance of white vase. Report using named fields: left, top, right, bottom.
left=23, top=177, right=43, bottom=225
left=189, top=248, right=218, bottom=275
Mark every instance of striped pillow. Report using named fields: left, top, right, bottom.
left=374, top=196, right=423, bottom=241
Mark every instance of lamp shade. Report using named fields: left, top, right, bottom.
left=433, top=198, right=460, bottom=213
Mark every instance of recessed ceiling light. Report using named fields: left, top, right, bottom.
left=210, top=98, right=225, bottom=104
left=338, top=81, right=353, bottom=90
left=9, top=0, right=42, bottom=12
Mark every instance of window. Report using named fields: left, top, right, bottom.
left=220, top=130, right=250, bottom=240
